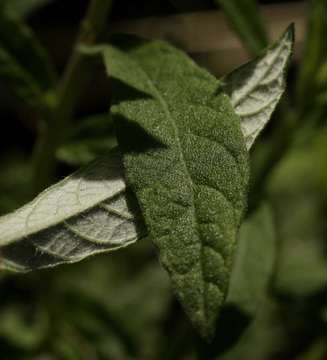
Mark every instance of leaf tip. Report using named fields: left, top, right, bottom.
left=194, top=318, right=216, bottom=343
left=284, top=23, right=295, bottom=44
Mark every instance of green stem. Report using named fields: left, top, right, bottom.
left=32, top=0, right=113, bottom=195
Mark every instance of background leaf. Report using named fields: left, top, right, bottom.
left=268, top=144, right=327, bottom=298
left=222, top=26, right=294, bottom=150
left=199, top=204, right=276, bottom=357
left=214, top=0, right=268, bottom=55
left=0, top=150, right=143, bottom=272
left=56, top=113, right=117, bottom=166
left=0, top=13, right=56, bottom=107
left=0, top=0, right=53, bottom=19
left=0, top=243, right=172, bottom=360
left=219, top=297, right=284, bottom=360
left=227, top=204, right=275, bottom=316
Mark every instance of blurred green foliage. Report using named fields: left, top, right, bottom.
left=0, top=0, right=327, bottom=359
left=214, top=0, right=268, bottom=55
left=0, top=0, right=52, bottom=19
left=56, top=113, right=117, bottom=166
left=0, top=10, right=56, bottom=108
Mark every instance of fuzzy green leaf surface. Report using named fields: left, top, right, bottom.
left=0, top=150, right=142, bottom=272
left=96, top=38, right=249, bottom=339
left=222, top=25, right=294, bottom=149
left=0, top=13, right=56, bottom=106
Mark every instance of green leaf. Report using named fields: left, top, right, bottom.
left=200, top=204, right=276, bottom=357
left=1, top=0, right=52, bottom=19
left=57, top=113, right=117, bottom=166
left=96, top=38, right=249, bottom=339
left=227, top=204, right=275, bottom=315
left=0, top=27, right=292, bottom=281
left=66, top=113, right=115, bottom=140
left=0, top=13, right=56, bottom=107
left=0, top=150, right=143, bottom=272
left=219, top=297, right=283, bottom=360
left=222, top=25, right=294, bottom=149
left=57, top=139, right=116, bottom=167
left=268, top=146, right=327, bottom=297
left=214, top=0, right=268, bottom=55
left=0, top=60, right=286, bottom=270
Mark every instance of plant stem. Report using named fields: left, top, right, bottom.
left=32, top=0, right=113, bottom=195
